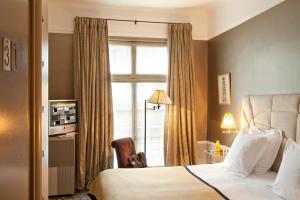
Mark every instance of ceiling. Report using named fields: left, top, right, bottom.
left=49, top=0, right=285, bottom=39
left=68, top=0, right=216, bottom=8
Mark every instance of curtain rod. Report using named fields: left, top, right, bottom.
left=105, top=18, right=188, bottom=25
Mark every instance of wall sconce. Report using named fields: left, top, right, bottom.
left=144, top=90, right=172, bottom=154
left=221, top=112, right=238, bottom=134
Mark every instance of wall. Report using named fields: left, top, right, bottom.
left=204, top=0, right=285, bottom=39
left=49, top=33, right=207, bottom=140
left=208, top=0, right=300, bottom=146
left=49, top=33, right=74, bottom=99
left=0, top=0, right=30, bottom=199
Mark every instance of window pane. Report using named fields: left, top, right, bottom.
left=109, top=44, right=131, bottom=74
left=112, top=83, right=132, bottom=139
left=136, top=83, right=167, bottom=166
left=136, top=46, right=168, bottom=75
left=112, top=83, right=133, bottom=168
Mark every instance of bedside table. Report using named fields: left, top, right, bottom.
left=197, top=141, right=230, bottom=164
left=204, top=150, right=227, bottom=164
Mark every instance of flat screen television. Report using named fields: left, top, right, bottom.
left=49, top=100, right=77, bottom=136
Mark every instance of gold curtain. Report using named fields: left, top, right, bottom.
left=164, top=23, right=198, bottom=166
left=74, top=17, right=114, bottom=189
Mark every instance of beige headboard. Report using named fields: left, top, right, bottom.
left=241, top=94, right=300, bottom=171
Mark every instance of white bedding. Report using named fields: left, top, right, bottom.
left=187, top=164, right=282, bottom=200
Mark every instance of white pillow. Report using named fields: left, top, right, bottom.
left=222, top=129, right=268, bottom=177
left=249, top=125, right=282, bottom=174
left=272, top=139, right=300, bottom=200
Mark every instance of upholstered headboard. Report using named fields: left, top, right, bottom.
left=241, top=94, right=300, bottom=171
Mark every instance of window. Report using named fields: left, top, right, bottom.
left=109, top=40, right=168, bottom=167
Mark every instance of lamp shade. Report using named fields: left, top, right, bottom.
left=221, top=112, right=237, bottom=130
left=147, top=90, right=172, bottom=105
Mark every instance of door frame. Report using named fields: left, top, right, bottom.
left=30, top=0, right=44, bottom=199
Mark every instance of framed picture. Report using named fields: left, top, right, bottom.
left=218, top=73, right=231, bottom=105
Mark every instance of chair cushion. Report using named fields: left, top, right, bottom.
left=129, top=152, right=147, bottom=168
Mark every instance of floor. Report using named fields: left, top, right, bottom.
left=49, top=193, right=91, bottom=200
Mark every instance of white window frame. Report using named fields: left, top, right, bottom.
left=109, top=37, right=168, bottom=143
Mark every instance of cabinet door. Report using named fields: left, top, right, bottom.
left=49, top=135, right=75, bottom=195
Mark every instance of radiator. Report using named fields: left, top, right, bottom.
left=49, top=133, right=76, bottom=196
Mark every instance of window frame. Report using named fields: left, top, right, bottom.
left=109, top=38, right=168, bottom=143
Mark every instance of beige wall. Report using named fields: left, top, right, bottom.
left=208, top=0, right=300, bottom=146
left=0, top=0, right=30, bottom=199
left=49, top=34, right=208, bottom=140
left=49, top=33, right=74, bottom=99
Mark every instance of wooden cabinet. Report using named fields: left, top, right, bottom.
left=49, top=133, right=76, bottom=196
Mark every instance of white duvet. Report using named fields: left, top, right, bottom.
left=187, top=164, right=282, bottom=200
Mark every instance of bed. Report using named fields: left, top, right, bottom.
left=89, top=94, right=300, bottom=200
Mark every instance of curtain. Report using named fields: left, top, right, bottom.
left=74, top=17, right=114, bottom=189
left=164, top=23, right=198, bottom=166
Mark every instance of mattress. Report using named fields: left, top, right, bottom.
left=187, top=164, right=282, bottom=200
left=89, top=166, right=226, bottom=200
left=89, top=163, right=282, bottom=200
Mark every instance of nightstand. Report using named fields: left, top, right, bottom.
left=204, top=150, right=227, bottom=164
left=197, top=141, right=230, bottom=164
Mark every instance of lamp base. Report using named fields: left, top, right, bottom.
left=222, top=130, right=239, bottom=134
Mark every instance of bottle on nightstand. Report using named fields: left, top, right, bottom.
left=204, top=141, right=228, bottom=164
left=197, top=141, right=230, bottom=164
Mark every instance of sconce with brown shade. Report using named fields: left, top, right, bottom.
left=221, top=112, right=238, bottom=134
left=144, top=90, right=172, bottom=154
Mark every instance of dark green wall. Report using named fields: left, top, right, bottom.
left=208, top=0, right=300, bottom=145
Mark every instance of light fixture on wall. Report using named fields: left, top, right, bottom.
left=221, top=112, right=238, bottom=134
left=144, top=90, right=172, bottom=154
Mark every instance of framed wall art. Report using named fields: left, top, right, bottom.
left=218, top=73, right=231, bottom=105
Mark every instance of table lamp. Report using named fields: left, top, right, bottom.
left=221, top=112, right=237, bottom=134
